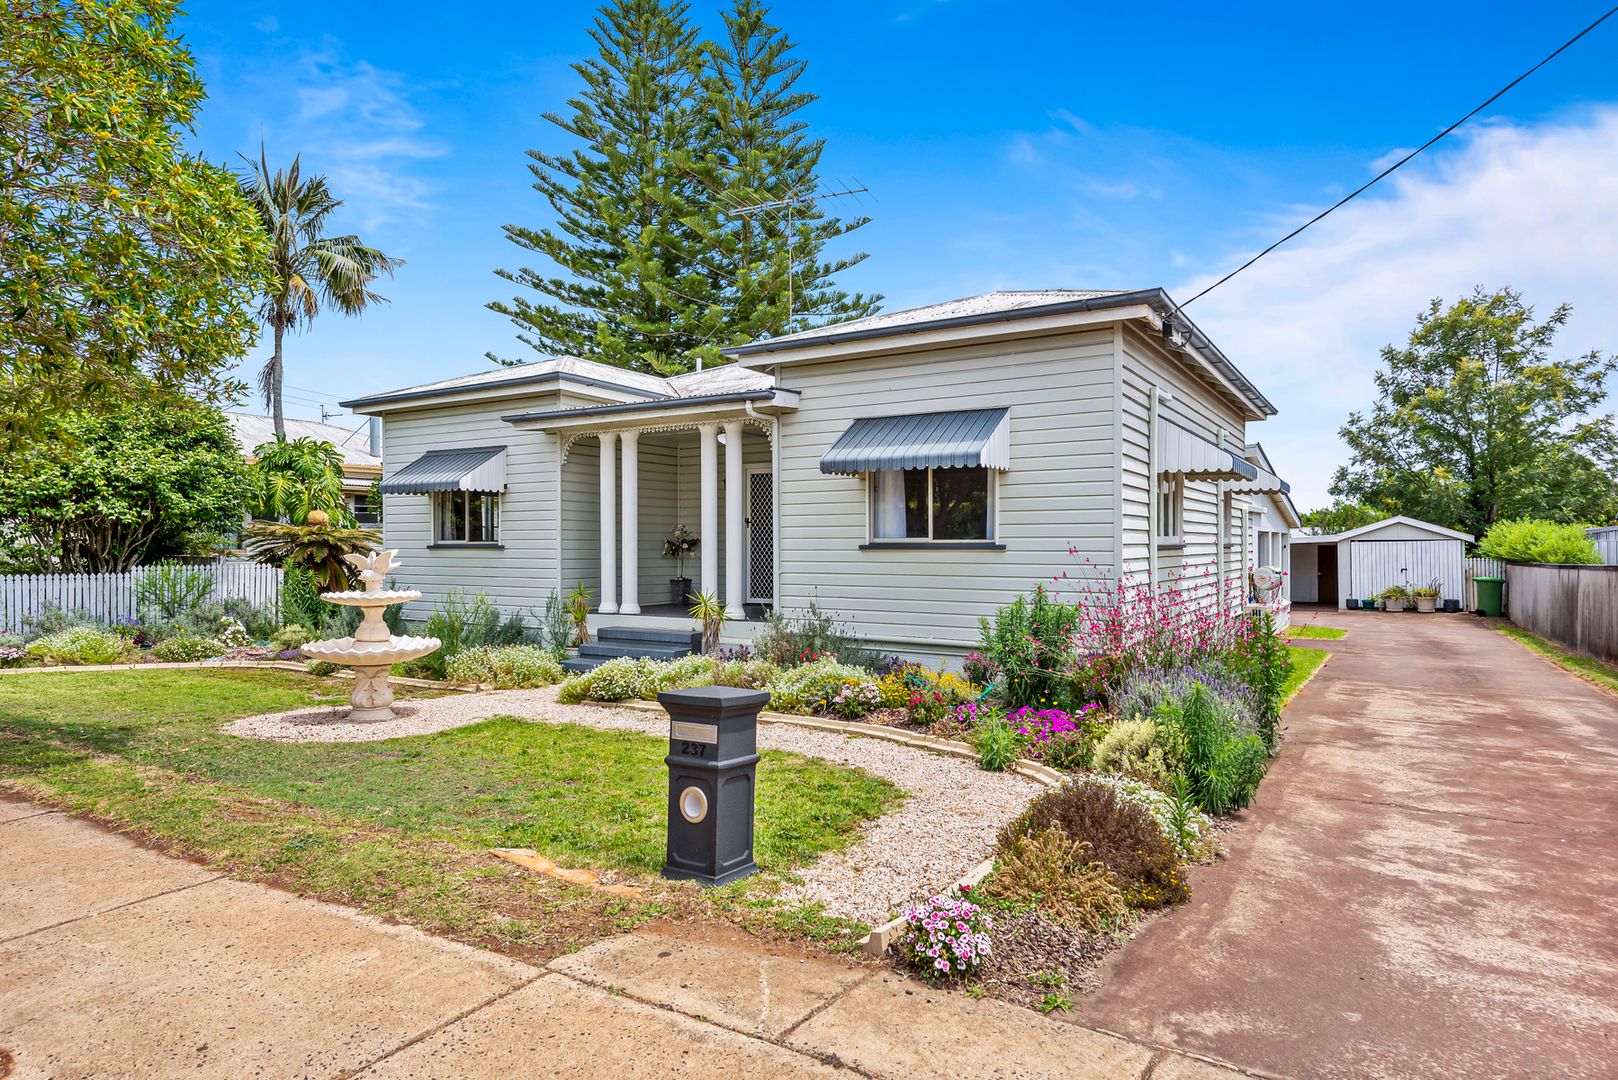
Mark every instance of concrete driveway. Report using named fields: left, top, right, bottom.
left=1081, top=611, right=1618, bottom=1078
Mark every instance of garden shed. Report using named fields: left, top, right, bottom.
left=1291, top=516, right=1473, bottom=609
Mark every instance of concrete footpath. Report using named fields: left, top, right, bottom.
left=0, top=803, right=1238, bottom=1079
left=1081, top=612, right=1618, bottom=1078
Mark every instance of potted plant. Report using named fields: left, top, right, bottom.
left=1376, top=585, right=1410, bottom=613
left=662, top=525, right=698, bottom=605
left=1413, top=579, right=1441, bottom=613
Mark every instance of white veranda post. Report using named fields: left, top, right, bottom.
left=620, top=430, right=641, bottom=615
left=699, top=424, right=720, bottom=601
left=598, top=432, right=618, bottom=614
left=723, top=421, right=745, bottom=619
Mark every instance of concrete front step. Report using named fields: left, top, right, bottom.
left=595, top=626, right=702, bottom=650
left=575, top=642, right=692, bottom=661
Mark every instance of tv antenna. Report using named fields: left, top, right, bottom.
left=721, top=179, right=872, bottom=329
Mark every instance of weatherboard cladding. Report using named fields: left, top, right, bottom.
left=819, top=408, right=1011, bottom=475
left=378, top=445, right=507, bottom=494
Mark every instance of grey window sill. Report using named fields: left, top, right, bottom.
left=1156, top=538, right=1187, bottom=550
left=859, top=541, right=1006, bottom=551
left=427, top=542, right=505, bottom=550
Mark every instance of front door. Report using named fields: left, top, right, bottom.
left=745, top=469, right=774, bottom=604
left=1319, top=545, right=1339, bottom=606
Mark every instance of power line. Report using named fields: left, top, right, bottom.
left=1181, top=4, right=1618, bottom=308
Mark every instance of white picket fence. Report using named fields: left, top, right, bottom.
left=0, top=559, right=281, bottom=633
left=1464, top=556, right=1507, bottom=611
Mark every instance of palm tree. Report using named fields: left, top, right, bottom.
left=239, top=148, right=404, bottom=436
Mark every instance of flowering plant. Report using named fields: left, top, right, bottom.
left=961, top=649, right=999, bottom=687
left=829, top=680, right=882, bottom=718
left=897, top=894, right=992, bottom=980
left=661, top=525, right=699, bottom=577
left=218, top=617, right=250, bottom=649
left=0, top=645, right=28, bottom=667
left=952, top=700, right=998, bottom=727
left=906, top=689, right=947, bottom=727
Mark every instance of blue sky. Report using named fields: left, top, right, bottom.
left=182, top=1, right=1618, bottom=509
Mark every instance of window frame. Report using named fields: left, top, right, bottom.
left=432, top=490, right=501, bottom=547
left=1156, top=474, right=1185, bottom=546
left=864, top=466, right=1000, bottom=547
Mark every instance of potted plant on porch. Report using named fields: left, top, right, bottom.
left=1376, top=585, right=1411, bottom=613
left=662, top=525, right=699, bottom=605
left=1413, top=579, right=1442, bottom=613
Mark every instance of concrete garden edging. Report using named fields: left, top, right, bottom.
left=608, top=698, right=1065, bottom=955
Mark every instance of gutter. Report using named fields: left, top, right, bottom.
left=501, top=389, right=780, bottom=425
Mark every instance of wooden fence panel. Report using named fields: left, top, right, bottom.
left=1505, top=563, right=1618, bottom=663
left=0, top=559, right=281, bottom=633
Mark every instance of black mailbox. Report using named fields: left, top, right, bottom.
left=659, top=686, right=766, bottom=886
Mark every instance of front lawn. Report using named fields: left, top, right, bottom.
left=0, top=669, right=901, bottom=957
left=1284, top=625, right=1347, bottom=640
left=1281, top=644, right=1329, bottom=702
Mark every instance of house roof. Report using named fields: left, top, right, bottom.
left=341, top=354, right=773, bottom=413
left=226, top=412, right=380, bottom=469
left=1292, top=515, right=1474, bottom=544
left=720, top=288, right=1275, bottom=419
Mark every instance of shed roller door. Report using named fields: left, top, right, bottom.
left=1349, top=540, right=1466, bottom=604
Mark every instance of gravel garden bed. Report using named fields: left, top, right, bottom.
left=226, top=685, right=1041, bottom=923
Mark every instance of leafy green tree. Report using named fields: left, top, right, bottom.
left=489, top=0, right=876, bottom=374
left=239, top=149, right=403, bottom=437
left=0, top=393, right=246, bottom=572
left=245, top=436, right=352, bottom=525
left=490, top=0, right=707, bottom=375
left=0, top=0, right=269, bottom=444
left=1477, top=519, right=1600, bottom=565
left=680, top=0, right=877, bottom=355
left=1299, top=502, right=1387, bottom=535
left=1331, top=288, right=1618, bottom=538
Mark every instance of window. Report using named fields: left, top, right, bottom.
left=435, top=492, right=499, bottom=544
left=349, top=493, right=382, bottom=529
left=1157, top=476, right=1184, bottom=542
left=870, top=467, right=994, bottom=543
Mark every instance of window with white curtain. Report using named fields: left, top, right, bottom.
left=869, top=467, right=993, bottom=542
left=435, top=491, right=500, bottom=544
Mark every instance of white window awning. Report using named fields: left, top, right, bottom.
left=1157, top=418, right=1257, bottom=481
left=1228, top=466, right=1290, bottom=494
left=820, top=408, right=1011, bottom=476
left=378, top=445, right=507, bottom=495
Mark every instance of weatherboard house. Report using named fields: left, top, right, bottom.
left=342, top=290, right=1292, bottom=658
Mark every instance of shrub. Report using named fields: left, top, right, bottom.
left=713, top=656, right=779, bottom=689
left=218, top=597, right=281, bottom=641
left=905, top=689, right=948, bottom=727
left=307, top=659, right=338, bottom=676
left=1478, top=518, right=1600, bottom=565
left=445, top=644, right=565, bottom=688
left=409, top=591, right=527, bottom=679
left=755, top=603, right=882, bottom=668
left=896, top=894, right=993, bottom=981
left=560, top=656, right=655, bottom=702
left=984, top=828, right=1132, bottom=933
left=1157, top=683, right=1269, bottom=815
left=540, top=588, right=574, bottom=661
left=150, top=632, right=226, bottom=662
left=280, top=566, right=326, bottom=632
left=0, top=645, right=28, bottom=668
left=1084, top=772, right=1221, bottom=862
left=272, top=624, right=313, bottom=650
left=1228, top=611, right=1291, bottom=749
left=763, top=657, right=870, bottom=712
left=217, top=618, right=250, bottom=649
left=640, top=653, right=717, bottom=695
left=1003, top=780, right=1188, bottom=910
left=977, top=585, right=1081, bottom=708
left=1091, top=718, right=1177, bottom=788
left=23, top=602, right=97, bottom=639
left=134, top=562, right=215, bottom=624
left=27, top=627, right=129, bottom=665
left=1114, top=664, right=1259, bottom=740
left=975, top=713, right=1027, bottom=772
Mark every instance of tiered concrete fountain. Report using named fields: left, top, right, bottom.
left=301, top=550, right=440, bottom=722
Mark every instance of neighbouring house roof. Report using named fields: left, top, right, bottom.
left=1292, top=515, right=1474, bottom=545
left=721, top=288, right=1275, bottom=420
left=820, top=408, right=1012, bottom=476
left=226, top=411, right=380, bottom=471
left=341, top=355, right=774, bottom=413
left=1157, top=418, right=1257, bottom=481
left=378, top=446, right=507, bottom=495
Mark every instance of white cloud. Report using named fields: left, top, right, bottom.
left=254, top=15, right=278, bottom=32
left=1178, top=107, right=1618, bottom=510
left=246, top=43, right=446, bottom=228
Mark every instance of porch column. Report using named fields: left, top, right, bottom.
left=699, top=423, right=720, bottom=601
left=598, top=432, right=618, bottom=614
left=723, top=421, right=745, bottom=619
left=620, top=430, right=641, bottom=615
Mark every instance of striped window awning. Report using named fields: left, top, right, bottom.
left=378, top=446, right=507, bottom=495
left=1157, top=419, right=1257, bottom=481
left=1228, top=466, right=1290, bottom=494
left=820, top=408, right=1011, bottom=476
